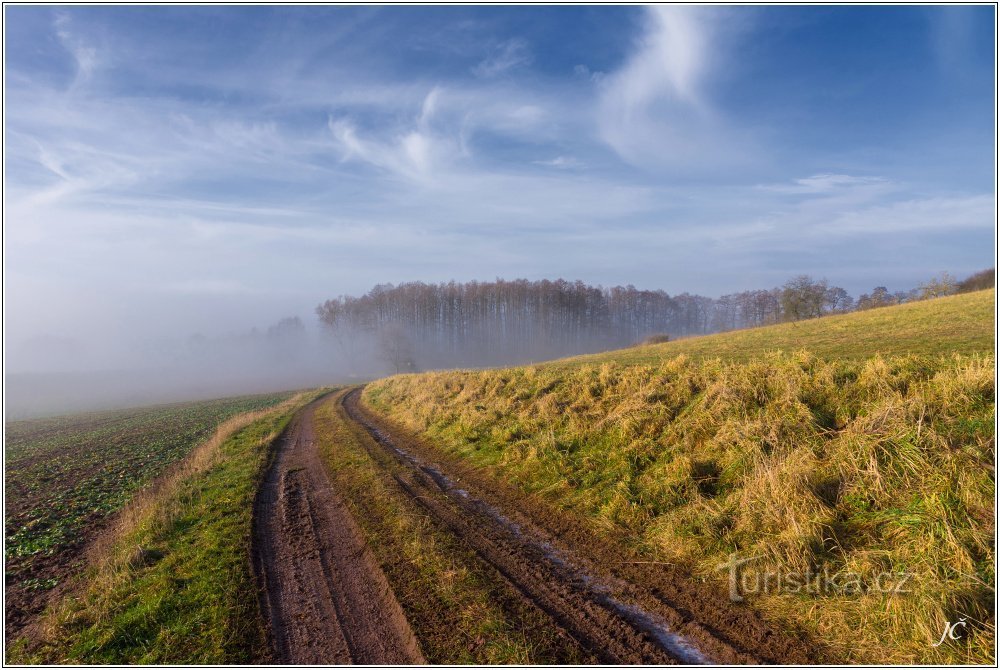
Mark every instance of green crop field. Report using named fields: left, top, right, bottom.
left=5, top=391, right=295, bottom=632
left=365, top=290, right=996, bottom=664
left=10, top=391, right=326, bottom=664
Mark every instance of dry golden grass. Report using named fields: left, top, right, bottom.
left=365, top=293, right=995, bottom=664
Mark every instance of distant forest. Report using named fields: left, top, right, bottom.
left=315, top=269, right=994, bottom=372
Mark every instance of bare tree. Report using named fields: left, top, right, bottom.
left=378, top=325, right=417, bottom=374
left=824, top=286, right=853, bottom=313
left=780, top=276, right=828, bottom=320
left=316, top=277, right=857, bottom=370
left=857, top=286, right=897, bottom=310
left=957, top=268, right=995, bottom=293
left=918, top=272, right=957, bottom=300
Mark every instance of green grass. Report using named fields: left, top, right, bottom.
left=364, top=292, right=996, bottom=664
left=10, top=390, right=326, bottom=664
left=5, top=392, right=295, bottom=570
left=561, top=288, right=995, bottom=366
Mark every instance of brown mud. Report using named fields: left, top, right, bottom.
left=5, top=545, right=90, bottom=641
left=250, top=397, right=424, bottom=664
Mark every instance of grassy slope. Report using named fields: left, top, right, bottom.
left=10, top=390, right=327, bottom=664
left=365, top=290, right=996, bottom=664
left=563, top=288, right=995, bottom=366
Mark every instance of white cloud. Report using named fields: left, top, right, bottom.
left=597, top=6, right=754, bottom=171
left=759, top=173, right=890, bottom=195
left=472, top=38, right=531, bottom=78
left=928, top=6, right=977, bottom=70
left=329, top=89, right=461, bottom=184
left=827, top=194, right=995, bottom=235
left=54, top=13, right=100, bottom=84
left=714, top=188, right=995, bottom=255
left=9, top=133, right=142, bottom=209
left=573, top=64, right=604, bottom=82
left=327, top=85, right=564, bottom=183
left=614, top=6, right=710, bottom=110
left=533, top=156, right=582, bottom=169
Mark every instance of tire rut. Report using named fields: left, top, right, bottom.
left=341, top=388, right=737, bottom=665
left=251, top=397, right=424, bottom=665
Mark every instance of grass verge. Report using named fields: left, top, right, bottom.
left=8, top=389, right=328, bottom=664
left=366, top=349, right=995, bottom=664
left=5, top=392, right=294, bottom=603
left=313, top=391, right=588, bottom=664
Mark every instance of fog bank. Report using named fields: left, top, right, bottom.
left=5, top=318, right=362, bottom=419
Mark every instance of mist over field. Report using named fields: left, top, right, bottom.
left=3, top=6, right=996, bottom=666
left=6, top=326, right=345, bottom=418
left=4, top=5, right=995, bottom=417
left=9, top=268, right=994, bottom=419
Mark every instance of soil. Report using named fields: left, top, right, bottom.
left=343, top=388, right=827, bottom=664
left=4, top=544, right=90, bottom=641
left=250, top=397, right=425, bottom=664
left=6, top=444, right=123, bottom=639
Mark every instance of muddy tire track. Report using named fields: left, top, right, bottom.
left=342, top=388, right=750, bottom=665
left=251, top=398, right=424, bottom=665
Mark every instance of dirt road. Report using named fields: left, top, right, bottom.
left=341, top=388, right=815, bottom=665
left=251, top=397, right=424, bottom=664
left=252, top=391, right=816, bottom=664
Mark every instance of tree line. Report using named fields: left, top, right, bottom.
left=315, top=269, right=994, bottom=372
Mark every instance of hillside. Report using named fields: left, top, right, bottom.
left=363, top=290, right=996, bottom=664
left=563, top=288, right=995, bottom=366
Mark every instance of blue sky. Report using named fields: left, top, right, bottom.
left=4, top=5, right=996, bottom=370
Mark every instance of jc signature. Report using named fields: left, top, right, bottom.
left=932, top=618, right=967, bottom=647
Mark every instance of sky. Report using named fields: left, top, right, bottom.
left=4, top=4, right=996, bottom=374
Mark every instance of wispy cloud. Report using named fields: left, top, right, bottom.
left=597, top=6, right=754, bottom=171
left=329, top=88, right=462, bottom=183
left=533, top=156, right=583, bottom=169
left=4, top=6, right=993, bottom=370
left=612, top=6, right=711, bottom=109
left=473, top=38, right=531, bottom=78
left=928, top=6, right=978, bottom=71
left=827, top=194, right=995, bottom=235
left=759, top=173, right=889, bottom=195
left=54, top=12, right=100, bottom=84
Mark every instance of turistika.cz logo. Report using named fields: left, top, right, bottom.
left=716, top=553, right=914, bottom=603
